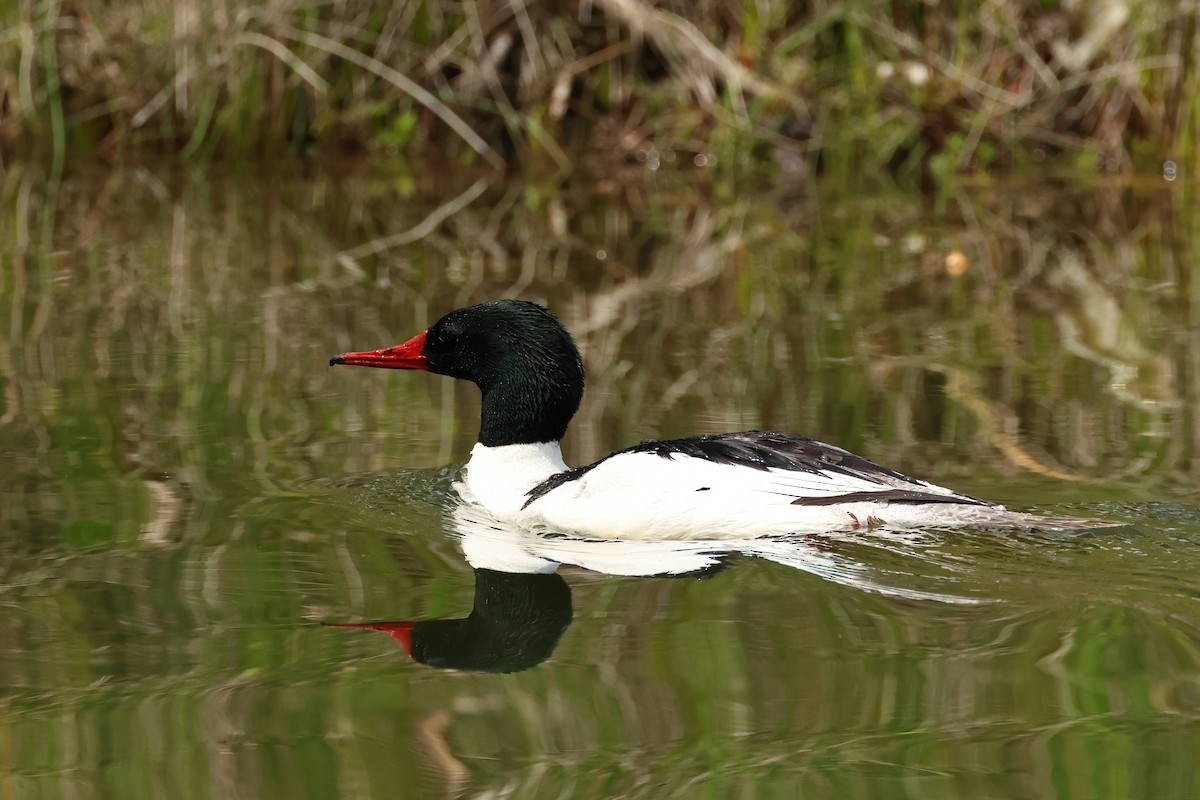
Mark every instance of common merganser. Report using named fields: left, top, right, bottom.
left=330, top=300, right=1112, bottom=537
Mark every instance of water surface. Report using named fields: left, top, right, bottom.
left=0, top=164, right=1197, bottom=798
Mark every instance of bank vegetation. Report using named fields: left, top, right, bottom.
left=1, top=0, right=1193, bottom=176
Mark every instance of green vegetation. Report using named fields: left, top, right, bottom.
left=1, top=0, right=1194, bottom=175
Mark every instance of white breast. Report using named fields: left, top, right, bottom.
left=461, top=441, right=568, bottom=518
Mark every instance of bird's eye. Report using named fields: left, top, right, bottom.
left=439, top=321, right=465, bottom=342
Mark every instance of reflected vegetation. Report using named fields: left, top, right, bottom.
left=0, top=162, right=1198, bottom=797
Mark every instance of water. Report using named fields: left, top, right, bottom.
left=1, top=164, right=1197, bottom=798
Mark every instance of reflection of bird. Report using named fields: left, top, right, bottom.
left=330, top=568, right=572, bottom=674
left=328, top=502, right=986, bottom=670
left=331, top=300, right=1113, bottom=537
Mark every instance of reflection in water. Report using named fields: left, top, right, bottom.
left=331, top=569, right=572, bottom=673
left=331, top=499, right=991, bottom=673
left=447, top=503, right=988, bottom=604
left=2, top=169, right=1198, bottom=798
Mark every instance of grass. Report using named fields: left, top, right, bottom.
left=0, top=0, right=1195, bottom=176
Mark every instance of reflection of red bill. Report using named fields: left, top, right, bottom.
left=326, top=621, right=414, bottom=655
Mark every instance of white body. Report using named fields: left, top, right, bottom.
left=460, top=441, right=1025, bottom=540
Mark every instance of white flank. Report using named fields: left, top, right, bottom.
left=462, top=445, right=970, bottom=539
left=460, top=441, right=1106, bottom=539
left=520, top=450, right=993, bottom=538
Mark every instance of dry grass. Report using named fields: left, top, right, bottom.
left=0, top=0, right=1194, bottom=175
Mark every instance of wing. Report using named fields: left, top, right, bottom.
left=526, top=430, right=987, bottom=510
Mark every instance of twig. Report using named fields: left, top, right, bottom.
left=508, top=0, right=546, bottom=82
left=566, top=39, right=637, bottom=76
left=232, top=32, right=330, bottom=93
left=132, top=63, right=201, bottom=128
left=594, top=0, right=802, bottom=113
left=17, top=23, right=36, bottom=117
left=1049, top=54, right=1179, bottom=97
left=936, top=366, right=1087, bottom=482
left=283, top=26, right=505, bottom=168
left=337, top=177, right=492, bottom=266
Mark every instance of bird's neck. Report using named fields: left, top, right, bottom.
left=477, top=372, right=581, bottom=447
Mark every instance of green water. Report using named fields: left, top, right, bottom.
left=1, top=164, right=1197, bottom=798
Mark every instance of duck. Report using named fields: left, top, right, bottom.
left=330, top=299, right=1112, bottom=538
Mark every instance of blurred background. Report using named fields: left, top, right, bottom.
left=1, top=2, right=1198, bottom=798
left=1, top=0, right=1194, bottom=175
